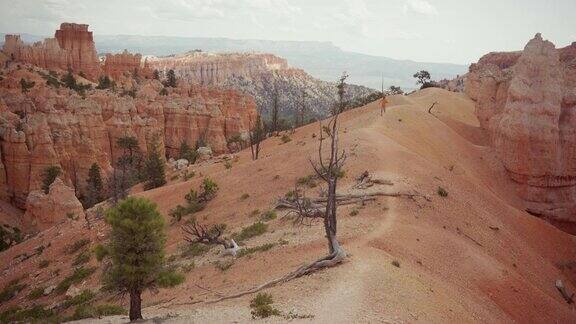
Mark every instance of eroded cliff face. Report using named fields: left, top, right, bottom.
left=0, top=66, right=256, bottom=210
left=148, top=52, right=375, bottom=119
left=102, top=49, right=153, bottom=80
left=465, top=34, right=576, bottom=230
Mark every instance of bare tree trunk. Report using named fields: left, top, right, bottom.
left=129, top=289, right=143, bottom=321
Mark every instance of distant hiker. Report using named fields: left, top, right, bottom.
left=380, top=95, right=388, bottom=115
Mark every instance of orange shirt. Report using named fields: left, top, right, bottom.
left=380, top=97, right=388, bottom=107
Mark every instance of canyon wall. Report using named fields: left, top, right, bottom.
left=102, top=49, right=153, bottom=80
left=0, top=67, right=256, bottom=209
left=148, top=52, right=375, bottom=120
left=465, top=34, right=576, bottom=230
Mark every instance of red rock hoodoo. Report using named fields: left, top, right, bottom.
left=3, top=23, right=101, bottom=80
left=465, top=34, right=576, bottom=231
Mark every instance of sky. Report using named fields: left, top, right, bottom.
left=0, top=0, right=575, bottom=64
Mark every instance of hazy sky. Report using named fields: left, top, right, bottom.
left=1, top=0, right=574, bottom=64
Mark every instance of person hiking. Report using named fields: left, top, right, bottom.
left=380, top=94, right=388, bottom=116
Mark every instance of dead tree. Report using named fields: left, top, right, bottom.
left=249, top=113, right=265, bottom=160
left=208, top=73, right=350, bottom=304
left=182, top=222, right=228, bottom=248
left=556, top=279, right=575, bottom=304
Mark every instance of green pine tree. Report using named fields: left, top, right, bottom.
left=41, top=166, right=61, bottom=194
left=104, top=197, right=183, bottom=321
left=84, top=163, right=104, bottom=208
left=166, top=69, right=177, bottom=87
left=144, top=135, right=166, bottom=190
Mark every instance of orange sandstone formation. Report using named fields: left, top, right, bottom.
left=3, top=23, right=101, bottom=80
left=465, top=34, right=576, bottom=230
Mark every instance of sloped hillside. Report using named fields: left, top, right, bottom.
left=0, top=88, right=574, bottom=323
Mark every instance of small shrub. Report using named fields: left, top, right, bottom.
left=240, top=193, right=250, bottom=200
left=66, top=212, right=79, bottom=221
left=214, top=260, right=234, bottom=271
left=181, top=242, right=210, bottom=258
left=65, top=238, right=90, bottom=255
left=55, top=267, right=97, bottom=294
left=250, top=293, right=280, bottom=319
left=93, top=244, right=108, bottom=262
left=260, top=210, right=277, bottom=222
left=249, top=209, right=260, bottom=217
left=391, top=260, right=400, bottom=268
left=182, top=170, right=195, bottom=181
left=224, top=161, right=232, bottom=169
left=156, top=271, right=185, bottom=287
left=349, top=209, right=359, bottom=216
left=437, top=186, right=448, bottom=197
left=180, top=262, right=195, bottom=273
left=62, top=290, right=95, bottom=308
left=0, top=304, right=54, bottom=323
left=159, top=88, right=168, bottom=96
left=296, top=175, right=317, bottom=188
left=0, top=279, right=27, bottom=303
left=202, top=177, right=219, bottom=198
left=72, top=250, right=91, bottom=266
left=280, top=134, right=292, bottom=144
left=27, top=287, right=45, bottom=300
left=237, top=243, right=276, bottom=258
left=233, top=222, right=268, bottom=242
left=38, top=259, right=50, bottom=269
left=70, top=303, right=126, bottom=320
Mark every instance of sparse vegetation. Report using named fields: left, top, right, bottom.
left=70, top=303, right=126, bottom=320
left=437, top=186, right=448, bottom=197
left=41, top=165, right=61, bottom=194
left=96, top=75, right=115, bottom=90
left=83, top=163, right=105, bottom=208
left=260, top=210, right=277, bottom=222
left=0, top=279, right=27, bottom=304
left=65, top=238, right=91, bottom=255
left=0, top=225, right=22, bottom=252
left=179, top=141, right=198, bottom=164
left=55, top=267, right=97, bottom=295
left=214, top=260, right=234, bottom=271
left=250, top=293, right=281, bottom=319
left=165, top=69, right=177, bottom=87
left=240, top=193, right=250, bottom=200
left=296, top=174, right=317, bottom=188
left=0, top=304, right=55, bottom=323
left=249, top=113, right=265, bottom=160
left=27, top=287, right=45, bottom=300
left=94, top=244, right=109, bottom=262
left=62, top=289, right=95, bottom=308
left=233, top=222, right=268, bottom=243
left=280, top=134, right=292, bottom=143
left=144, top=134, right=167, bottom=190
left=181, top=242, right=210, bottom=258
left=38, top=259, right=50, bottom=269
left=349, top=208, right=359, bottom=216
left=20, top=78, right=35, bottom=93
left=72, top=250, right=91, bottom=266
left=170, top=178, right=218, bottom=222
left=392, top=260, right=400, bottom=268
left=237, top=243, right=276, bottom=258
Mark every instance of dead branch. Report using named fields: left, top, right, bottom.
left=556, top=279, right=575, bottom=304
left=428, top=101, right=438, bottom=114
left=182, top=222, right=228, bottom=248
left=353, top=171, right=393, bottom=189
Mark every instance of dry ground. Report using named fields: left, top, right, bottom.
left=2, top=88, right=576, bottom=323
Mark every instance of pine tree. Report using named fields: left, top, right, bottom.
left=84, top=163, right=104, bottom=208
left=166, top=69, right=177, bottom=88
left=41, top=166, right=61, bottom=194
left=179, top=141, right=198, bottom=164
left=104, top=197, right=183, bottom=321
left=144, top=135, right=166, bottom=190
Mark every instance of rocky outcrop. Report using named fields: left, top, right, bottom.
left=0, top=67, right=256, bottom=209
left=103, top=49, right=153, bottom=80
left=148, top=52, right=375, bottom=119
left=3, top=23, right=101, bottom=80
left=23, top=178, right=85, bottom=230
left=465, top=34, right=576, bottom=229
